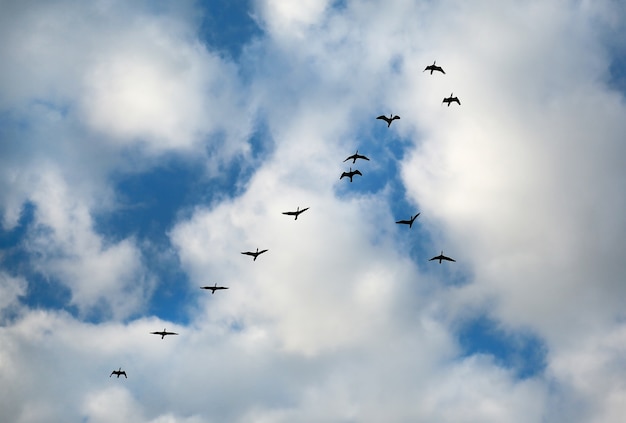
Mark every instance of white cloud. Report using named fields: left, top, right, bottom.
left=0, top=0, right=256, bottom=314
left=0, top=271, right=26, bottom=317
left=80, top=23, right=251, bottom=157
left=24, top=165, right=151, bottom=319
left=254, top=0, right=332, bottom=40
left=398, top=0, right=626, bottom=344
left=1, top=0, right=626, bottom=422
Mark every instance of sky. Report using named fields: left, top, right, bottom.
left=1, top=0, right=626, bottom=422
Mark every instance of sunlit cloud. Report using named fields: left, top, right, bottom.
left=0, top=0, right=625, bottom=422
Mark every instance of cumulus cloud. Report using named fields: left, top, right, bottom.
left=22, top=165, right=151, bottom=319
left=0, top=0, right=256, bottom=314
left=398, top=0, right=626, bottom=343
left=0, top=271, right=26, bottom=317
left=80, top=20, right=251, bottom=157
left=1, top=0, right=626, bottom=422
left=254, top=0, right=332, bottom=40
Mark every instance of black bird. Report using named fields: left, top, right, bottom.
left=395, top=213, right=420, bottom=228
left=282, top=206, right=309, bottom=220
left=429, top=251, right=456, bottom=263
left=340, top=167, right=362, bottom=182
left=376, top=114, right=400, bottom=127
left=424, top=61, right=445, bottom=75
left=150, top=328, right=179, bottom=339
left=343, top=150, right=370, bottom=164
left=110, top=367, right=127, bottom=378
left=200, top=283, right=229, bottom=294
left=241, top=248, right=268, bottom=261
left=442, top=93, right=461, bottom=106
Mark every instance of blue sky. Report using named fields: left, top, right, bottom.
left=1, top=1, right=626, bottom=422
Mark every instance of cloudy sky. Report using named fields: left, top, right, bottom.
left=1, top=0, right=626, bottom=421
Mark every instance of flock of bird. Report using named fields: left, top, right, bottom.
left=109, top=60, right=459, bottom=379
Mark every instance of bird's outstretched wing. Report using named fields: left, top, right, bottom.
left=429, top=254, right=456, bottom=262
left=353, top=170, right=362, bottom=176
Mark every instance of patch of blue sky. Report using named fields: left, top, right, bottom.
left=0, top=202, right=34, bottom=250
left=337, top=114, right=412, bottom=193
left=0, top=202, right=79, bottom=318
left=97, top=158, right=205, bottom=243
left=608, top=52, right=626, bottom=95
left=457, top=313, right=547, bottom=379
left=196, top=0, right=262, bottom=60
left=91, top=162, right=213, bottom=323
left=93, top=127, right=272, bottom=324
left=595, top=15, right=626, bottom=96
left=330, top=0, right=349, bottom=11
left=146, top=260, right=194, bottom=325
left=339, top=119, right=437, bottom=257
left=97, top=122, right=271, bottom=240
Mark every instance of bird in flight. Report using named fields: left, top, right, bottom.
left=424, top=61, right=445, bottom=74
left=429, top=251, right=456, bottom=263
left=376, top=114, right=400, bottom=127
left=395, top=213, right=420, bottom=228
left=110, top=367, right=127, bottom=378
left=200, top=283, right=229, bottom=294
left=241, top=248, right=268, bottom=261
left=150, top=328, right=179, bottom=339
left=442, top=93, right=461, bottom=106
left=343, top=150, right=370, bottom=164
left=340, top=167, right=362, bottom=182
left=282, top=206, right=309, bottom=220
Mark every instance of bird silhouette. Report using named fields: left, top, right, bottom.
left=150, top=328, right=179, bottom=339
left=343, top=150, right=370, bottom=164
left=200, top=283, right=229, bottom=294
left=423, top=61, right=445, bottom=74
left=282, top=206, right=309, bottom=220
left=429, top=251, right=456, bottom=263
left=340, top=167, right=362, bottom=182
left=442, top=93, right=461, bottom=106
left=376, top=114, right=400, bottom=127
left=110, top=367, right=127, bottom=378
left=241, top=248, right=268, bottom=261
left=395, top=213, right=420, bottom=228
